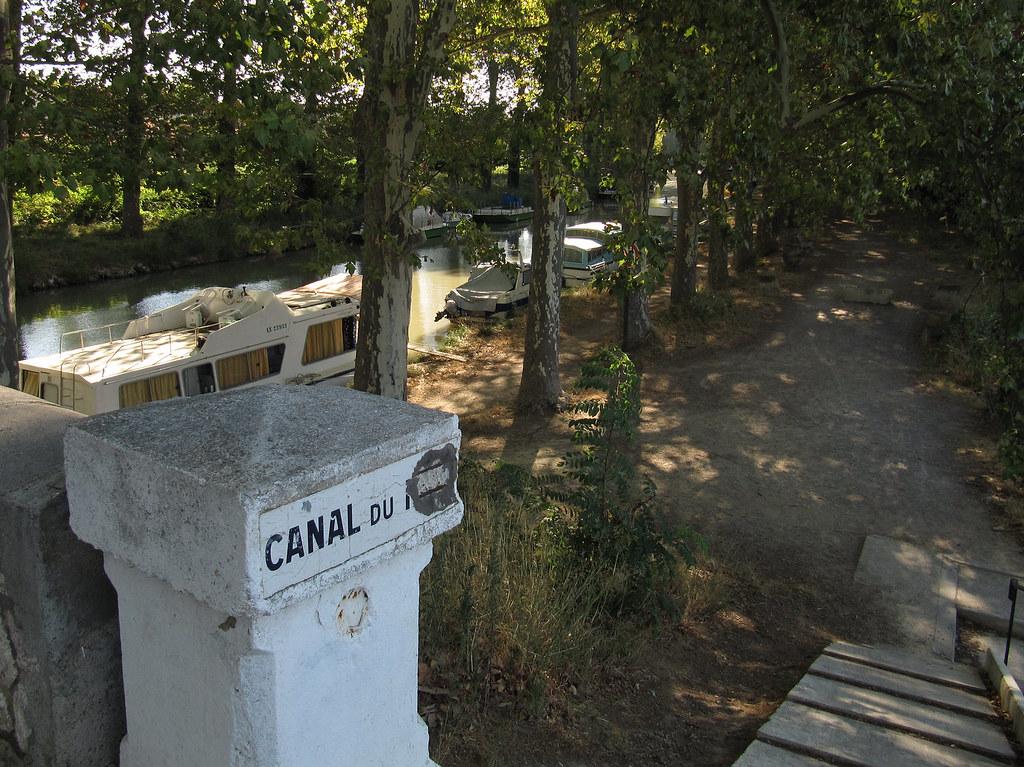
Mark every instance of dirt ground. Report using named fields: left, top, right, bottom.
left=410, top=219, right=1024, bottom=766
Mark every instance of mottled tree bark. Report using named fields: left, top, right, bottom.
left=295, top=91, right=319, bottom=203
left=481, top=59, right=499, bottom=192
left=518, top=163, right=565, bottom=411
left=707, top=177, right=728, bottom=291
left=216, top=63, right=238, bottom=214
left=506, top=87, right=526, bottom=189
left=0, top=0, right=18, bottom=387
left=354, top=0, right=455, bottom=399
left=516, top=0, right=576, bottom=412
left=733, top=185, right=756, bottom=273
left=620, top=120, right=655, bottom=352
left=121, top=2, right=149, bottom=239
left=670, top=166, right=701, bottom=309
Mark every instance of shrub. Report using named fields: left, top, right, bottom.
left=543, top=346, right=702, bottom=618
left=942, top=299, right=1024, bottom=476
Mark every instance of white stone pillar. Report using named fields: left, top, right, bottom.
left=64, top=386, right=464, bottom=767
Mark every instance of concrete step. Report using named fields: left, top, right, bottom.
left=847, top=536, right=958, bottom=659
left=808, top=654, right=998, bottom=719
left=824, top=641, right=987, bottom=693
left=732, top=741, right=832, bottom=766
left=759, top=702, right=1011, bottom=767
left=852, top=535, right=959, bottom=660
left=957, top=564, right=1024, bottom=637
left=787, top=674, right=1015, bottom=761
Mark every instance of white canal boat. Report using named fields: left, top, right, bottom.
left=435, top=261, right=532, bottom=321
left=562, top=236, right=613, bottom=287
left=17, top=273, right=362, bottom=415
left=565, top=220, right=621, bottom=244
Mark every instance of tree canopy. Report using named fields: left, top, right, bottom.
left=2, top=0, right=1022, bottom=395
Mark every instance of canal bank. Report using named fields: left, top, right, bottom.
left=16, top=225, right=536, bottom=360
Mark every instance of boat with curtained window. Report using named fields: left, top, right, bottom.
left=17, top=273, right=362, bottom=415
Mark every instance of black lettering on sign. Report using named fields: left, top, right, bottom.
left=307, top=516, right=325, bottom=553
left=370, top=503, right=381, bottom=526
left=328, top=509, right=345, bottom=544
left=286, top=526, right=304, bottom=563
left=406, top=443, right=459, bottom=516
left=265, top=533, right=284, bottom=571
left=384, top=497, right=394, bottom=520
left=346, top=503, right=361, bottom=536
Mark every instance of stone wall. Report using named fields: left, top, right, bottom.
left=0, top=388, right=124, bottom=766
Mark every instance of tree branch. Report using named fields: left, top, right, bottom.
left=412, top=0, right=457, bottom=104
left=759, top=0, right=790, bottom=127
left=790, top=81, right=926, bottom=130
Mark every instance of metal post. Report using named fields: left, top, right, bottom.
left=1005, top=578, right=1019, bottom=665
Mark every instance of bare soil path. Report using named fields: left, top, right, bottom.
left=645, top=219, right=1024, bottom=597
left=414, top=219, right=1024, bottom=766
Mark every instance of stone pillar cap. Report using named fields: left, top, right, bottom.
left=65, top=386, right=462, bottom=615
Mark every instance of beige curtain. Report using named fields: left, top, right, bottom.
left=217, top=353, right=251, bottom=389
left=302, top=320, right=344, bottom=365
left=119, top=372, right=180, bottom=407
left=21, top=370, right=41, bottom=398
left=217, top=348, right=273, bottom=389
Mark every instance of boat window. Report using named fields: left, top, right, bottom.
left=20, top=370, right=41, bottom=398
left=41, top=382, right=59, bottom=404
left=216, top=343, right=286, bottom=390
left=302, top=317, right=356, bottom=365
left=119, top=371, right=181, bottom=408
left=563, top=248, right=583, bottom=265
left=182, top=363, right=217, bottom=397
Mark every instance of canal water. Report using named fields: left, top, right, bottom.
left=17, top=224, right=535, bottom=360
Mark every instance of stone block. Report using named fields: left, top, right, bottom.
left=808, top=654, right=996, bottom=719
left=0, top=387, right=123, bottom=766
left=759, top=702, right=1008, bottom=767
left=823, top=641, right=986, bottom=693
left=66, top=385, right=464, bottom=767
left=787, top=674, right=1013, bottom=760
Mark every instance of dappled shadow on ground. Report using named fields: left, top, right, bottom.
left=414, top=219, right=1024, bottom=766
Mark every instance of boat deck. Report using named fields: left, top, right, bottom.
left=277, top=274, right=362, bottom=311
left=27, top=328, right=208, bottom=384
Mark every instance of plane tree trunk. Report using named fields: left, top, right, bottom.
left=481, top=59, right=499, bottom=192
left=707, top=175, right=728, bottom=291
left=670, top=164, right=701, bottom=309
left=620, top=120, right=656, bottom=352
left=519, top=162, right=566, bottom=411
left=121, top=1, right=149, bottom=239
left=353, top=0, right=455, bottom=399
left=733, top=183, right=756, bottom=273
left=516, top=0, right=577, bottom=413
left=0, top=0, right=19, bottom=387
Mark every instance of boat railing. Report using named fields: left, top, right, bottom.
left=59, top=320, right=135, bottom=354
left=96, top=321, right=218, bottom=378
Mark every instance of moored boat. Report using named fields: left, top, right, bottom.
left=472, top=206, right=534, bottom=225
left=435, top=261, right=532, bottom=321
left=565, top=220, right=621, bottom=244
left=17, top=273, right=362, bottom=415
left=562, top=236, right=613, bottom=287
left=474, top=194, right=533, bottom=225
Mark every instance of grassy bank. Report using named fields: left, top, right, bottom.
left=12, top=213, right=334, bottom=292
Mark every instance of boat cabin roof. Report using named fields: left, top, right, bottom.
left=565, top=221, right=619, bottom=241
left=564, top=236, right=604, bottom=253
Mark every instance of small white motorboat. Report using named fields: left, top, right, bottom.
left=435, top=261, right=532, bottom=321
